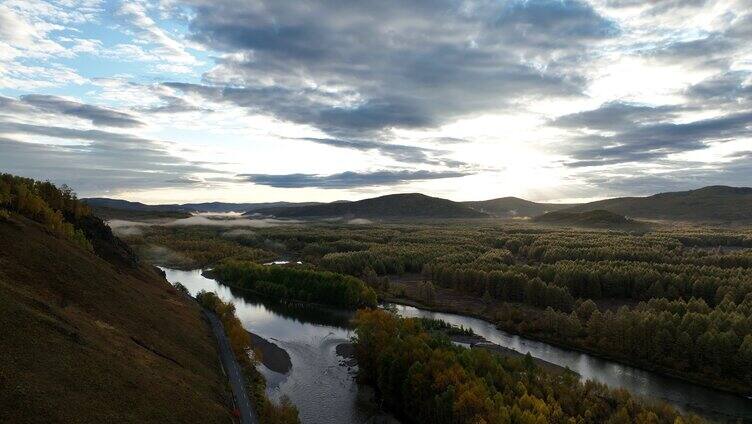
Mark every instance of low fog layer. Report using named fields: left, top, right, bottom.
left=164, top=215, right=296, bottom=227
left=107, top=214, right=299, bottom=237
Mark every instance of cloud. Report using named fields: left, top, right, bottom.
left=0, top=122, right=218, bottom=195
left=298, top=137, right=466, bottom=167
left=2, top=0, right=751, bottom=199
left=0, top=120, right=151, bottom=144
left=117, top=1, right=198, bottom=66
left=553, top=100, right=752, bottom=167
left=684, top=71, right=752, bottom=106
left=18, top=94, right=144, bottom=127
left=578, top=152, right=752, bottom=196
left=138, top=93, right=208, bottom=113
left=0, top=1, right=103, bottom=89
left=169, top=0, right=616, bottom=140
left=240, top=169, right=470, bottom=189
left=632, top=6, right=752, bottom=73
left=553, top=101, right=680, bottom=131
left=494, top=0, right=619, bottom=48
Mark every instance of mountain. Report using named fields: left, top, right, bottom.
left=254, top=193, right=488, bottom=219
left=1, top=185, right=231, bottom=422
left=532, top=209, right=640, bottom=228
left=83, top=197, right=321, bottom=219
left=88, top=185, right=752, bottom=223
left=562, top=186, right=752, bottom=222
left=463, top=197, right=575, bottom=218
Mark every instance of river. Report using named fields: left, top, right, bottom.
left=162, top=268, right=752, bottom=423
left=161, top=268, right=386, bottom=424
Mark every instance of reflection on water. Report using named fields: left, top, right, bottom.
left=161, top=268, right=381, bottom=424
left=390, top=303, right=752, bottom=422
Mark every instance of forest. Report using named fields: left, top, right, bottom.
left=0, top=173, right=92, bottom=250
left=120, top=220, right=752, bottom=395
left=211, top=260, right=377, bottom=308
left=353, top=309, right=703, bottom=424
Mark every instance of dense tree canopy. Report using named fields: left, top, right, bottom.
left=118, top=219, right=752, bottom=394
left=212, top=261, right=377, bottom=308
left=0, top=174, right=92, bottom=250
left=354, top=309, right=703, bottom=424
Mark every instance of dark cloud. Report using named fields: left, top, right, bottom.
left=554, top=70, right=752, bottom=169
left=494, top=0, right=619, bottom=48
left=298, top=137, right=466, bottom=168
left=640, top=9, right=751, bottom=72
left=169, top=0, right=616, bottom=140
left=240, top=169, right=469, bottom=189
left=553, top=101, right=680, bottom=131
left=580, top=153, right=752, bottom=196
left=648, top=35, right=735, bottom=70
left=18, top=94, right=144, bottom=128
left=685, top=71, right=752, bottom=106
left=0, top=120, right=152, bottom=144
left=553, top=102, right=752, bottom=166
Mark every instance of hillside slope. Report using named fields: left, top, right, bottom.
left=564, top=186, right=752, bottom=221
left=463, top=197, right=574, bottom=217
left=255, top=193, right=488, bottom=219
left=0, top=214, right=231, bottom=423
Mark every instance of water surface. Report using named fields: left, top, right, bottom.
left=162, top=268, right=382, bottom=424
left=390, top=303, right=752, bottom=422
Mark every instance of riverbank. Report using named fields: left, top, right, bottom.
left=204, top=311, right=257, bottom=424
left=338, top=333, right=574, bottom=377
left=248, top=331, right=292, bottom=374
left=385, top=280, right=752, bottom=400
left=163, top=267, right=391, bottom=423
left=453, top=335, right=576, bottom=376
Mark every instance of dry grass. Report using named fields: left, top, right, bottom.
left=0, top=215, right=232, bottom=423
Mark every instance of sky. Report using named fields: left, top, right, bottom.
left=0, top=0, right=750, bottom=204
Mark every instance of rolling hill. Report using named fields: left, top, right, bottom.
left=563, top=186, right=752, bottom=222
left=1, top=180, right=232, bottom=422
left=463, top=197, right=575, bottom=218
left=532, top=209, right=641, bottom=228
left=254, top=193, right=488, bottom=219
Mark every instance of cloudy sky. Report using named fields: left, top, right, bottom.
left=0, top=0, right=750, bottom=203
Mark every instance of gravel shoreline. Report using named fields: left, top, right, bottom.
left=248, top=331, right=292, bottom=374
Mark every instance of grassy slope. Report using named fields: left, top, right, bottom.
left=0, top=214, right=231, bottom=423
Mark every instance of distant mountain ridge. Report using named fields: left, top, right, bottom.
left=87, top=185, right=752, bottom=222
left=463, top=197, right=575, bottom=217
left=561, top=186, right=752, bottom=222
left=253, top=193, right=488, bottom=219
left=83, top=198, right=320, bottom=213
